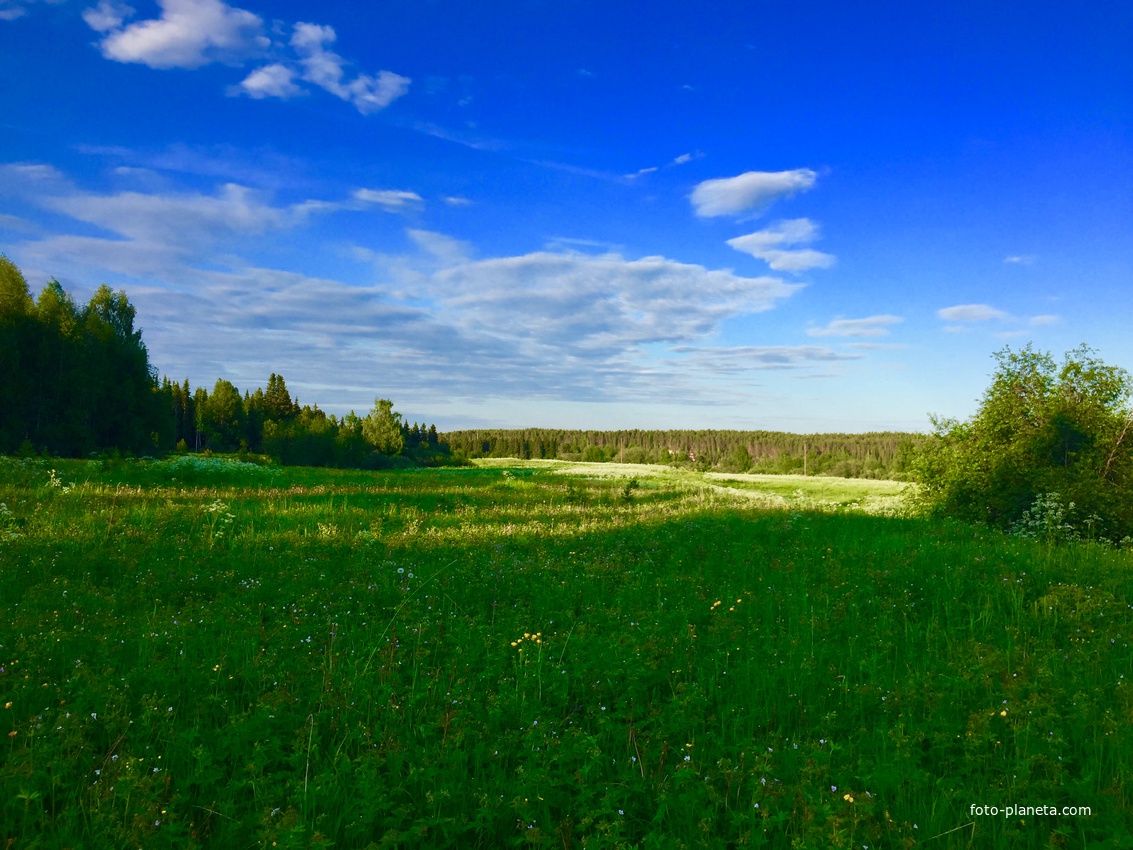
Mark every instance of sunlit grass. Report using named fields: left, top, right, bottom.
left=1, top=456, right=1131, bottom=848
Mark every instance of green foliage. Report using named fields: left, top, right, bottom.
left=913, top=344, right=1133, bottom=540
left=0, top=261, right=449, bottom=469
left=197, top=379, right=246, bottom=452
left=0, top=266, right=162, bottom=455
left=443, top=427, right=925, bottom=479
left=263, top=372, right=297, bottom=421
left=362, top=397, right=405, bottom=456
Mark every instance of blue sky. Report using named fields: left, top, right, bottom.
left=1, top=0, right=1130, bottom=431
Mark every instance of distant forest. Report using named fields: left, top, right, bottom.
left=0, top=257, right=445, bottom=468
left=2, top=256, right=925, bottom=477
left=440, top=429, right=925, bottom=479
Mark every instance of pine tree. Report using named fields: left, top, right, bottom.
left=264, top=373, right=296, bottom=421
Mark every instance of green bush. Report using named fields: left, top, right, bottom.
left=912, top=344, right=1133, bottom=541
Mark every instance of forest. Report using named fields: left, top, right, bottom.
left=441, top=428, right=924, bottom=478
left=0, top=257, right=446, bottom=468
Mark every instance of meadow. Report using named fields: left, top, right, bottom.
left=1, top=455, right=1131, bottom=848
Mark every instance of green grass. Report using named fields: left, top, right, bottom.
left=2, top=455, right=1132, bottom=848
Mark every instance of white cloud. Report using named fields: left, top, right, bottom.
left=291, top=22, right=410, bottom=114
left=9, top=180, right=352, bottom=284
left=0, top=212, right=36, bottom=232
left=0, top=161, right=67, bottom=184
left=91, top=0, right=268, bottom=69
left=669, top=345, right=860, bottom=371
left=726, top=218, right=835, bottom=272
left=82, top=0, right=133, bottom=33
left=2, top=0, right=70, bottom=21
left=846, top=341, right=907, bottom=350
left=232, top=63, right=303, bottom=99
left=6, top=162, right=831, bottom=408
left=1030, top=314, right=1060, bottom=326
left=936, top=304, right=1009, bottom=322
left=429, top=251, right=802, bottom=353
left=690, top=168, right=817, bottom=218
left=443, top=196, right=473, bottom=207
left=1004, top=255, right=1036, bottom=265
left=407, top=229, right=471, bottom=265
left=625, top=151, right=701, bottom=181
left=807, top=315, right=903, bottom=338
left=83, top=4, right=409, bottom=114
left=353, top=188, right=423, bottom=212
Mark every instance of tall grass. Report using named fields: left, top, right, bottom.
left=1, top=456, right=1130, bottom=847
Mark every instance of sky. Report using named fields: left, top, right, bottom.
left=1, top=0, right=1130, bottom=432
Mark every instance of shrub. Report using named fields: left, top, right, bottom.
left=912, top=344, right=1133, bottom=541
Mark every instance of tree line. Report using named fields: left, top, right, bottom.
left=439, top=428, right=926, bottom=479
left=0, top=257, right=445, bottom=468
left=9, top=256, right=1132, bottom=539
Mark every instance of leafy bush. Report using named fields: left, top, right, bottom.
left=912, top=344, right=1133, bottom=541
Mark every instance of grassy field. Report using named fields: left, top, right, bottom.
left=1, top=455, right=1132, bottom=848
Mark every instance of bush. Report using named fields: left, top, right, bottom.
left=912, top=344, right=1133, bottom=541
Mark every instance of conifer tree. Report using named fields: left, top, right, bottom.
left=0, top=256, right=35, bottom=450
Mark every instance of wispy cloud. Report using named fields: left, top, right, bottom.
left=1004, top=255, right=1036, bottom=265
left=937, top=303, right=1063, bottom=336
left=726, top=218, right=835, bottom=272
left=669, top=344, right=860, bottom=372
left=82, top=0, right=410, bottom=113
left=4, top=165, right=819, bottom=408
left=5, top=0, right=82, bottom=21
left=406, top=229, right=471, bottom=264
left=427, top=251, right=803, bottom=354
left=625, top=151, right=702, bottom=181
left=807, top=314, right=903, bottom=338
left=1, top=162, right=414, bottom=276
left=353, top=188, right=423, bottom=212
left=284, top=22, right=410, bottom=114
left=937, top=304, right=1009, bottom=322
left=690, top=168, right=817, bottom=218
